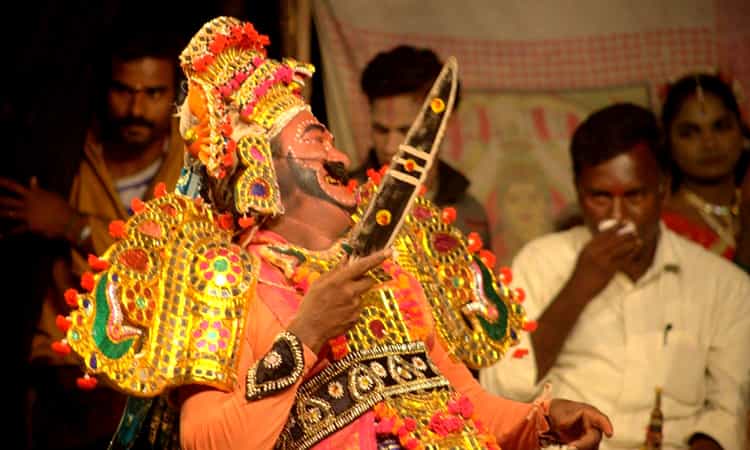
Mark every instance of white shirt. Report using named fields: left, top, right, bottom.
left=114, top=155, right=163, bottom=212
left=480, top=225, right=750, bottom=450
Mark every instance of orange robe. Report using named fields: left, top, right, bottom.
left=179, top=231, right=550, bottom=450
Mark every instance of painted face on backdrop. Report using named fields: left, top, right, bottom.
left=576, top=144, right=667, bottom=250
left=274, top=110, right=356, bottom=212
left=106, top=56, right=175, bottom=148
left=501, top=181, right=549, bottom=242
left=370, top=93, right=422, bottom=166
left=668, top=92, right=744, bottom=182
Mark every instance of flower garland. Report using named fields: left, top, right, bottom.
left=373, top=395, right=501, bottom=450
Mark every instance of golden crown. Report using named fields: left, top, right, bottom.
left=179, top=16, right=314, bottom=217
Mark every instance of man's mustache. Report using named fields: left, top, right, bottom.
left=116, top=117, right=154, bottom=129
left=285, top=157, right=350, bottom=184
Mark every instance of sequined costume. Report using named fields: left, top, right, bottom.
left=53, top=17, right=551, bottom=450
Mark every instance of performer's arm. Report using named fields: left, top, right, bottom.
left=179, top=300, right=318, bottom=450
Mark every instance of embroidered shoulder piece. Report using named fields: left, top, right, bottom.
left=396, top=196, right=528, bottom=368
left=64, top=193, right=259, bottom=396
left=352, top=183, right=529, bottom=369
left=246, top=331, right=305, bottom=400
left=398, top=196, right=529, bottom=368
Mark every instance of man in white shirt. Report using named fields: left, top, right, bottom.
left=480, top=103, right=750, bottom=450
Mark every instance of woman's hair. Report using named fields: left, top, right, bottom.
left=661, top=73, right=750, bottom=190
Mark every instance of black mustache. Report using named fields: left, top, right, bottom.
left=117, top=117, right=154, bottom=129
left=323, top=161, right=349, bottom=184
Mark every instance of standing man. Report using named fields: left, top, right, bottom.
left=350, top=45, right=492, bottom=246
left=481, top=103, right=750, bottom=450
left=0, top=26, right=185, bottom=450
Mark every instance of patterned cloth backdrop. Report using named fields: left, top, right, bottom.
left=312, top=0, right=750, bottom=265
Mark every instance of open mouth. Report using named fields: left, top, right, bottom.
left=322, top=161, right=349, bottom=187
left=313, top=160, right=356, bottom=208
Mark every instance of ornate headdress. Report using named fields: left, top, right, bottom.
left=178, top=16, right=314, bottom=218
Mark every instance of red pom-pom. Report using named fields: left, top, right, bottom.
left=55, top=315, right=71, bottom=333
left=108, top=220, right=127, bottom=239
left=512, top=348, right=529, bottom=359
left=153, top=182, right=167, bottom=198
left=378, top=164, right=389, bottom=176
left=441, top=207, right=457, bottom=225
left=130, top=197, right=146, bottom=214
left=523, top=320, right=538, bottom=332
left=467, top=232, right=483, bottom=253
left=405, top=438, right=420, bottom=450
left=238, top=216, right=256, bottom=229
left=478, top=249, right=496, bottom=269
left=418, top=185, right=427, bottom=196
left=217, top=213, right=234, bottom=230
left=513, top=287, right=526, bottom=303
left=80, top=272, right=95, bottom=292
left=64, top=288, right=79, bottom=307
left=366, top=168, right=382, bottom=185
left=346, top=179, right=358, bottom=193
left=225, top=139, right=237, bottom=154
left=51, top=340, right=71, bottom=356
left=498, top=266, right=513, bottom=285
left=76, top=374, right=98, bottom=390
left=87, top=254, right=109, bottom=272
left=219, top=121, right=233, bottom=137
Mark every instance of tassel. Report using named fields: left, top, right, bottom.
left=76, top=374, right=98, bottom=390
left=51, top=340, right=71, bottom=356
left=87, top=254, right=109, bottom=272
left=108, top=220, right=127, bottom=239
left=80, top=272, right=95, bottom=292
left=55, top=315, right=71, bottom=333
left=130, top=198, right=146, bottom=214
left=441, top=207, right=457, bottom=225
left=64, top=288, right=79, bottom=307
left=153, top=182, right=167, bottom=198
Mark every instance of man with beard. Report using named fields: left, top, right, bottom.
left=60, top=17, right=614, bottom=450
left=1, top=26, right=184, bottom=450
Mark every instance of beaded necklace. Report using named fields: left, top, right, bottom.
left=681, top=188, right=740, bottom=248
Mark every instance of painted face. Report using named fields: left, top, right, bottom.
left=370, top=93, right=422, bottom=166
left=275, top=110, right=356, bottom=210
left=501, top=181, right=548, bottom=241
left=577, top=144, right=666, bottom=250
left=106, top=57, right=175, bottom=147
left=669, top=92, right=744, bottom=182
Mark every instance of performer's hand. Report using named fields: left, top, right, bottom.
left=548, top=398, right=613, bottom=450
left=0, top=176, right=77, bottom=239
left=288, top=248, right=391, bottom=353
left=569, top=223, right=641, bottom=300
